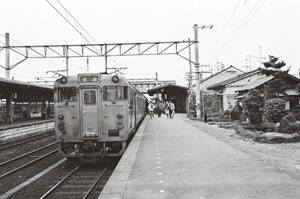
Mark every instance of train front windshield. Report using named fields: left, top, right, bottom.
left=55, top=87, right=77, bottom=102
left=103, top=86, right=128, bottom=100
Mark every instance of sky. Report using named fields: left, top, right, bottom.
left=0, top=0, right=300, bottom=86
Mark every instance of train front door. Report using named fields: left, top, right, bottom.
left=79, top=88, right=101, bottom=138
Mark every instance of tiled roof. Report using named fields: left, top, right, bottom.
left=199, top=65, right=244, bottom=84
left=207, top=69, right=261, bottom=90
left=236, top=76, right=273, bottom=92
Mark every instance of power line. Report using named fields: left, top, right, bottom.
left=45, top=0, right=93, bottom=46
left=205, top=0, right=242, bottom=62
left=215, top=0, right=267, bottom=59
left=55, top=0, right=99, bottom=44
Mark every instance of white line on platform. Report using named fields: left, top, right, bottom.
left=159, top=180, right=163, bottom=183
left=158, top=172, right=162, bottom=175
left=0, top=158, right=66, bottom=199
left=160, top=190, right=165, bottom=193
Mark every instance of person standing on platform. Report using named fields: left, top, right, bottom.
left=157, top=101, right=164, bottom=118
left=164, top=101, right=170, bottom=118
left=148, top=101, right=155, bottom=119
left=169, top=101, right=175, bottom=119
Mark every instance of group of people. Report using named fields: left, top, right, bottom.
left=148, top=100, right=175, bottom=119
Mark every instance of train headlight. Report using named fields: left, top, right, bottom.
left=117, top=114, right=123, bottom=119
left=112, top=75, right=119, bottom=83
left=58, top=115, right=64, bottom=120
left=60, top=76, right=68, bottom=84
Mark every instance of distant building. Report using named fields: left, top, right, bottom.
left=207, top=68, right=300, bottom=111
left=196, top=65, right=244, bottom=91
left=207, top=69, right=263, bottom=110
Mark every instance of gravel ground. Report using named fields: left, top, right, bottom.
left=9, top=159, right=118, bottom=199
left=183, top=118, right=300, bottom=181
left=0, top=152, right=63, bottom=195
left=0, top=144, right=58, bottom=177
left=0, top=135, right=56, bottom=163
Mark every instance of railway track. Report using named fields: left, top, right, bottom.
left=0, top=142, right=58, bottom=180
left=0, top=131, right=55, bottom=151
left=40, top=165, right=110, bottom=199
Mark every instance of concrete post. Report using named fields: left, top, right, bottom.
left=193, top=24, right=201, bottom=119
left=5, top=94, right=12, bottom=124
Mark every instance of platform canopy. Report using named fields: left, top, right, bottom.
left=0, top=77, right=53, bottom=102
left=148, top=84, right=188, bottom=113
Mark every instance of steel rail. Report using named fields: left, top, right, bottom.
left=40, top=165, right=81, bottom=199
left=0, top=141, right=58, bottom=166
left=82, top=167, right=108, bottom=199
left=0, top=131, right=54, bottom=151
left=0, top=149, right=58, bottom=180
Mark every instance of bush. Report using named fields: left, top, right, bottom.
left=242, top=89, right=263, bottom=124
left=264, top=98, right=286, bottom=123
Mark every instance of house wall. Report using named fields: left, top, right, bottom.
left=221, top=73, right=265, bottom=110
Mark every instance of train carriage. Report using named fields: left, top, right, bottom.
left=54, top=73, right=146, bottom=161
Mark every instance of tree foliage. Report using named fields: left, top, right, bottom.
left=264, top=98, right=286, bottom=123
left=261, top=55, right=291, bottom=97
left=202, top=93, right=222, bottom=116
left=242, top=89, right=263, bottom=124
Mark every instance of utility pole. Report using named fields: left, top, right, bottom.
left=5, top=33, right=10, bottom=79
left=155, top=72, right=158, bottom=87
left=193, top=24, right=213, bottom=120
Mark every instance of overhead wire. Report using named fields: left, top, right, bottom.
left=45, top=0, right=93, bottom=46
left=55, top=0, right=99, bottom=44
left=57, top=0, right=120, bottom=69
left=46, top=0, right=119, bottom=71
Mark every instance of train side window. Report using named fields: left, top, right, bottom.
left=84, top=90, right=96, bottom=105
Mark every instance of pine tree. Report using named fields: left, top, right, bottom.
left=261, top=55, right=290, bottom=97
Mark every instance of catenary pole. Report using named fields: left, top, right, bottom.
left=5, top=33, right=10, bottom=79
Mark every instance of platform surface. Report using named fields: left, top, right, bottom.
left=100, top=114, right=300, bottom=199
left=0, top=118, right=53, bottom=131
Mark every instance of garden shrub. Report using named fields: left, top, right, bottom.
left=264, top=98, right=286, bottom=123
left=242, top=89, right=263, bottom=124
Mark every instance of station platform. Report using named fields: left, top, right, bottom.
left=0, top=118, right=53, bottom=131
left=100, top=114, right=300, bottom=199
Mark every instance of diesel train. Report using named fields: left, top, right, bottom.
left=54, top=73, right=146, bottom=161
